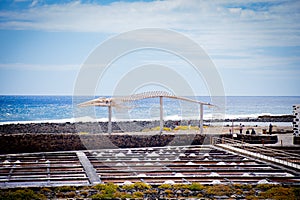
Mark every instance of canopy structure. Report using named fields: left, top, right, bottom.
left=78, top=91, right=214, bottom=134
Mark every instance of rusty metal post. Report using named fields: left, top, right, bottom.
left=159, top=96, right=163, bottom=134
left=200, top=103, right=204, bottom=134
left=108, top=105, right=112, bottom=134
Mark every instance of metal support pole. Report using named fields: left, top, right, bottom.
left=108, top=105, right=112, bottom=134
left=200, top=103, right=204, bottom=134
left=160, top=96, right=163, bottom=134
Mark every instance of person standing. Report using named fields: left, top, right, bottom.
left=239, top=123, right=243, bottom=134
left=269, top=123, right=273, bottom=135
left=246, top=129, right=250, bottom=134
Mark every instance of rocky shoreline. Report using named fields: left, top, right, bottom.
left=0, top=115, right=294, bottom=134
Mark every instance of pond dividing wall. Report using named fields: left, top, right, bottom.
left=0, top=145, right=299, bottom=188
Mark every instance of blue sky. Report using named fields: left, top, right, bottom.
left=0, top=0, right=299, bottom=96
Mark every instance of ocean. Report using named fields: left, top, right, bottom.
left=0, top=96, right=299, bottom=125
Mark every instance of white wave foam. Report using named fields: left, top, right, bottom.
left=0, top=117, right=97, bottom=125
left=224, top=113, right=273, bottom=119
left=0, top=112, right=291, bottom=125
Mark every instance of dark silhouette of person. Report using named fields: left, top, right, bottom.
left=269, top=123, right=273, bottom=135
left=251, top=128, right=256, bottom=135
left=239, top=123, right=243, bottom=134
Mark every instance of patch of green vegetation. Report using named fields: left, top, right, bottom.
left=89, top=193, right=107, bottom=199
left=205, top=184, right=234, bottom=196
left=40, top=187, right=52, bottom=193
left=121, top=183, right=135, bottom=190
left=144, top=189, right=158, bottom=195
left=158, top=183, right=172, bottom=189
left=173, top=125, right=202, bottom=131
left=235, top=188, right=244, bottom=195
left=55, top=185, right=76, bottom=192
left=150, top=126, right=172, bottom=132
left=164, top=189, right=174, bottom=198
left=133, top=191, right=144, bottom=199
left=0, top=189, right=46, bottom=200
left=188, top=182, right=204, bottom=191
left=0, top=182, right=299, bottom=200
left=121, top=182, right=151, bottom=191
left=173, top=183, right=189, bottom=190
left=90, top=182, right=119, bottom=199
left=259, top=186, right=296, bottom=200
left=183, top=189, right=192, bottom=196
left=133, top=182, right=152, bottom=190
left=113, top=191, right=132, bottom=199
left=233, top=183, right=253, bottom=190
left=256, top=183, right=276, bottom=191
left=92, top=183, right=107, bottom=191
left=79, top=131, right=89, bottom=135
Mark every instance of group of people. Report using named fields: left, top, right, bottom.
left=238, top=123, right=257, bottom=135
left=230, top=123, right=273, bottom=135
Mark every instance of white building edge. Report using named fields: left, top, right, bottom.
left=293, top=104, right=300, bottom=136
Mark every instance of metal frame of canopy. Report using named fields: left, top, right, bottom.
left=78, top=91, right=214, bottom=134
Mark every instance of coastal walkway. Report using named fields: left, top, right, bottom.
left=212, top=137, right=300, bottom=171
left=1, top=144, right=299, bottom=188
left=76, top=152, right=101, bottom=184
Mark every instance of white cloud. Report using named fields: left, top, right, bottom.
left=214, top=54, right=300, bottom=70
left=30, top=0, right=39, bottom=7
left=1, top=0, right=299, bottom=51
left=1, top=0, right=299, bottom=74
left=0, top=0, right=299, bottom=37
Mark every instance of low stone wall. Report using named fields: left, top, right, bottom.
left=0, top=133, right=229, bottom=154
left=234, top=135, right=278, bottom=144
left=0, top=115, right=293, bottom=134
left=294, top=136, right=300, bottom=145
left=0, top=122, right=280, bottom=154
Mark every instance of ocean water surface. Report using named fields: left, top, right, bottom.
left=0, top=96, right=299, bottom=124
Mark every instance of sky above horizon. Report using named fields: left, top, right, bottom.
left=0, top=0, right=299, bottom=96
